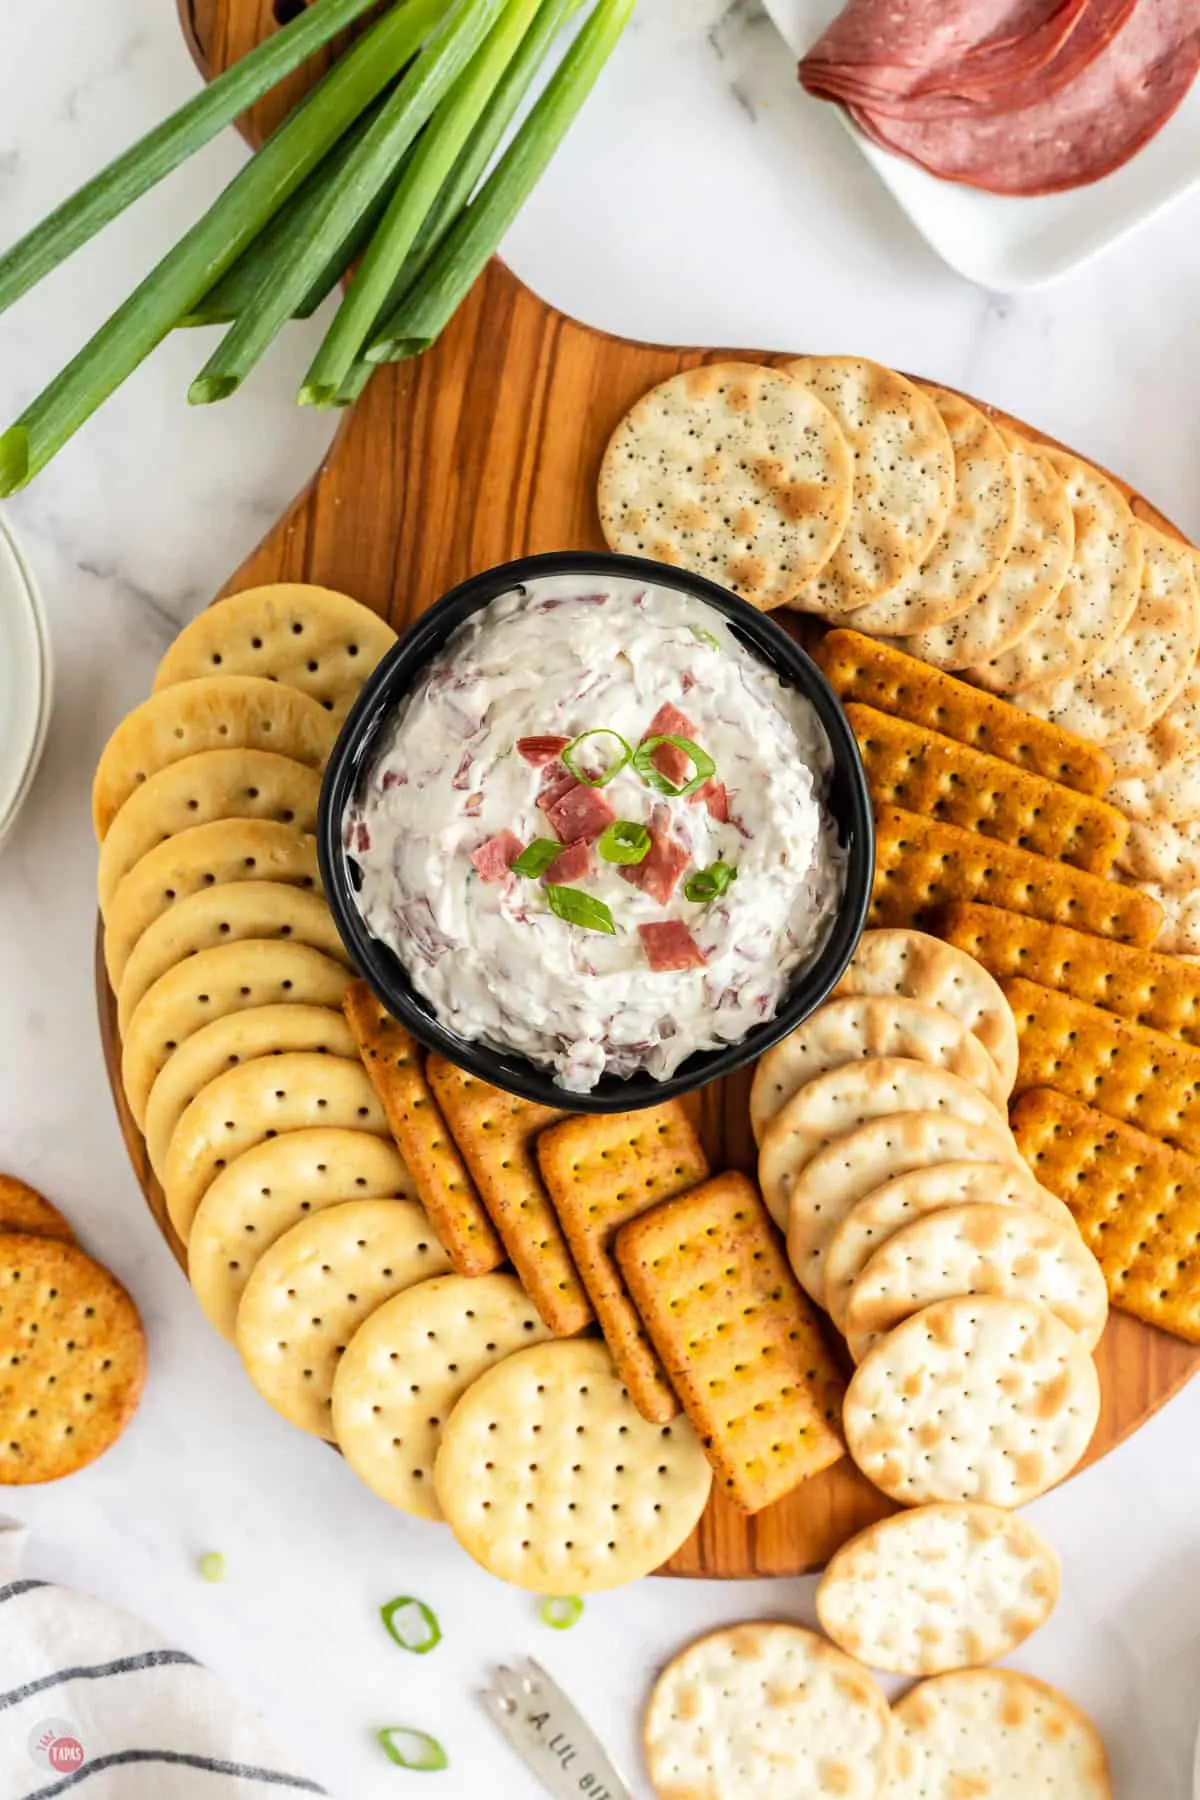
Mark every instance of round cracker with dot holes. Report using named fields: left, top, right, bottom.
left=890, top=1668, right=1111, bottom=1798
left=816, top=1501, right=1060, bottom=1678
left=98, top=748, right=322, bottom=918
left=0, top=1235, right=146, bottom=1484
left=236, top=1198, right=451, bottom=1439
left=434, top=1338, right=712, bottom=1591
left=187, top=1127, right=413, bottom=1342
left=643, top=1621, right=894, bottom=1800
left=844, top=1200, right=1108, bottom=1364
left=596, top=362, right=854, bottom=609
left=163, top=1052, right=391, bottom=1244
left=121, top=940, right=351, bottom=1131
left=749, top=993, right=1005, bottom=1154
left=103, top=817, right=322, bottom=990
left=823, top=1160, right=1075, bottom=1335
left=759, top=1055, right=1012, bottom=1253
left=92, top=675, right=337, bottom=840
left=333, top=1273, right=554, bottom=1522
left=153, top=585, right=396, bottom=722
left=143, top=1004, right=357, bottom=1185
left=843, top=1295, right=1100, bottom=1509
left=117, top=881, right=349, bottom=1037
left=0, top=1176, right=75, bottom=1245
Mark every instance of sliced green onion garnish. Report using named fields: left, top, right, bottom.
left=198, top=1552, right=226, bottom=1584
left=512, top=838, right=565, bottom=878
left=540, top=1595, right=584, bottom=1630
left=689, top=624, right=720, bottom=649
left=597, top=821, right=651, bottom=866
left=378, top=1727, right=448, bottom=1772
left=684, top=861, right=738, bottom=904
left=381, top=1595, right=442, bottom=1654
left=632, top=735, right=716, bottom=799
left=562, top=729, right=631, bottom=787
left=546, top=885, right=616, bottom=934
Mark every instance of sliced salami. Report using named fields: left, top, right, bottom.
left=639, top=920, right=707, bottom=972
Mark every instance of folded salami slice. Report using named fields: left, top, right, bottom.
left=855, top=0, right=1200, bottom=197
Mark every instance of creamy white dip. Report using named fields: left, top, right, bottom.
left=346, top=575, right=843, bottom=1092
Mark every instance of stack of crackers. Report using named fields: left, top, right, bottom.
left=0, top=1174, right=146, bottom=1484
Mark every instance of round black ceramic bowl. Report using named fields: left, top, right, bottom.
left=319, top=551, right=874, bottom=1113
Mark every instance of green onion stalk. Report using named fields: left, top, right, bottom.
left=0, top=0, right=393, bottom=317
left=369, top=0, right=636, bottom=362
left=188, top=0, right=509, bottom=406
left=0, top=0, right=452, bottom=494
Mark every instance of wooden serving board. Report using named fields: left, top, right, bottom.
left=96, top=0, right=1200, bottom=1578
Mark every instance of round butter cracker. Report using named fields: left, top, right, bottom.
left=890, top=1669, right=1111, bottom=1799
left=817, top=1502, right=1060, bottom=1678
left=333, top=1272, right=553, bottom=1522
left=187, top=1126, right=413, bottom=1341
left=236, top=1198, right=451, bottom=1439
left=0, top=1175, right=75, bottom=1245
left=643, top=1621, right=894, bottom=1800
left=597, top=362, right=854, bottom=609
left=434, top=1338, right=712, bottom=1589
left=844, top=1295, right=1100, bottom=1509
left=153, top=584, right=396, bottom=721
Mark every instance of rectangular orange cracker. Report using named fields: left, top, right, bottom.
left=814, top=629, right=1114, bottom=795
left=1004, top=976, right=1200, bottom=1157
left=937, top=902, right=1200, bottom=1050
left=1011, top=1088, right=1200, bottom=1344
left=425, top=1056, right=590, bottom=1337
left=342, top=982, right=504, bottom=1278
left=847, top=703, right=1127, bottom=876
left=870, top=805, right=1161, bottom=946
left=614, top=1171, right=845, bottom=1512
left=536, top=1102, right=710, bottom=1424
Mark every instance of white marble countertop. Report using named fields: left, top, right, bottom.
left=2, top=1, right=1200, bottom=1794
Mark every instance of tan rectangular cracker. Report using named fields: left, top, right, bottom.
left=848, top=703, right=1126, bottom=875
left=1004, top=976, right=1200, bottom=1157
left=342, top=982, right=503, bottom=1278
left=615, top=1172, right=845, bottom=1512
left=1011, top=1088, right=1200, bottom=1344
left=870, top=804, right=1161, bottom=946
left=936, top=902, right=1200, bottom=1050
left=425, top=1056, right=590, bottom=1337
left=536, top=1102, right=710, bottom=1424
left=813, top=629, right=1113, bottom=794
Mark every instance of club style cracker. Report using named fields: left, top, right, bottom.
left=891, top=1670, right=1111, bottom=1800
left=537, top=1102, right=710, bottom=1423
left=434, top=1339, right=712, bottom=1592
left=870, top=804, right=1162, bottom=946
left=0, top=1175, right=75, bottom=1244
left=816, top=1502, right=1060, bottom=1677
left=1004, top=976, right=1200, bottom=1156
left=1012, top=1089, right=1200, bottom=1344
left=848, top=704, right=1127, bottom=875
left=425, top=1057, right=587, bottom=1336
left=936, top=902, right=1200, bottom=1049
left=813, top=629, right=1114, bottom=795
left=615, top=1173, right=845, bottom=1513
left=153, top=584, right=396, bottom=719
left=0, top=1236, right=146, bottom=1483
left=343, top=982, right=503, bottom=1278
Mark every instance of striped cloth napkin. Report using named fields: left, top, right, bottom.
left=0, top=1519, right=327, bottom=1798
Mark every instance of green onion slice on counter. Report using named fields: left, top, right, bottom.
left=512, top=838, right=566, bottom=878
left=561, top=729, right=631, bottom=787
left=684, top=861, right=737, bottom=904
left=378, top=1727, right=449, bottom=1771
left=597, top=821, right=651, bottom=866
left=198, top=1552, right=226, bottom=1583
left=632, top=735, right=715, bottom=799
left=540, top=1595, right=584, bottom=1630
left=381, top=1595, right=443, bottom=1654
left=546, top=886, right=615, bottom=934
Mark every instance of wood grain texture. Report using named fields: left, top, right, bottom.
left=95, top=0, right=1199, bottom=1577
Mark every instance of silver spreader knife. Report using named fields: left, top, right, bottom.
left=481, top=1657, right=635, bottom=1800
